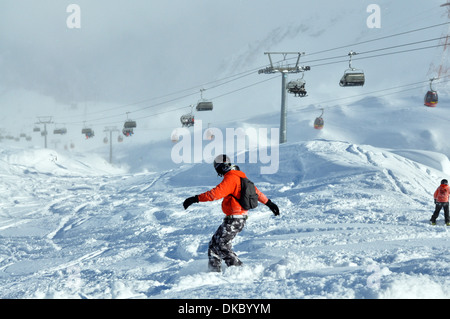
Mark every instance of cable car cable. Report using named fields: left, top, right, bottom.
left=46, top=22, right=450, bottom=128
left=307, top=21, right=450, bottom=57
left=54, top=22, right=450, bottom=124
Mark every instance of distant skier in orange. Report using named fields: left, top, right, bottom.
left=430, top=179, right=450, bottom=226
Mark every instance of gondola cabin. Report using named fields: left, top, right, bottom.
left=205, top=129, right=215, bottom=140
left=424, top=90, right=438, bottom=107
left=314, top=117, right=324, bottom=130
left=171, top=128, right=182, bottom=142
left=171, top=132, right=179, bottom=143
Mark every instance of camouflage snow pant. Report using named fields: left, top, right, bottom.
left=208, top=217, right=246, bottom=272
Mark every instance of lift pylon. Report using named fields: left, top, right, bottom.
left=259, top=52, right=310, bottom=144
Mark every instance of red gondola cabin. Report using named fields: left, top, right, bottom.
left=424, top=90, right=438, bottom=107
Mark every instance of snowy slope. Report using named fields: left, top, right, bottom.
left=0, top=137, right=449, bottom=299
left=0, top=0, right=449, bottom=300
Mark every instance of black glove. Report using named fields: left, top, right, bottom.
left=183, top=195, right=199, bottom=209
left=266, top=199, right=280, bottom=216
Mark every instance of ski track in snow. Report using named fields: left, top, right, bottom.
left=0, top=140, right=448, bottom=299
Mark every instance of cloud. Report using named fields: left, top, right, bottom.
left=0, top=0, right=354, bottom=106
left=0, top=1, right=221, bottom=105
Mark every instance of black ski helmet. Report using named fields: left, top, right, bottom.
left=442, top=179, right=448, bottom=185
left=213, top=154, right=232, bottom=176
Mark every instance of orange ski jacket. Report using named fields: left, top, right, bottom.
left=434, top=184, right=450, bottom=203
left=197, top=169, right=268, bottom=216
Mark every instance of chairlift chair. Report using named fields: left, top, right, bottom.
left=81, top=127, right=94, bottom=139
left=181, top=105, right=195, bottom=127
left=196, top=89, right=213, bottom=111
left=180, top=114, right=195, bottom=127
left=33, top=127, right=41, bottom=132
left=124, top=120, right=137, bottom=129
left=122, top=125, right=135, bottom=137
left=287, top=79, right=307, bottom=97
left=340, top=51, right=365, bottom=87
left=196, top=101, right=213, bottom=111
left=122, top=127, right=134, bottom=137
left=340, top=71, right=365, bottom=87
left=53, top=128, right=67, bottom=135
left=123, top=113, right=136, bottom=136
left=287, top=70, right=308, bottom=97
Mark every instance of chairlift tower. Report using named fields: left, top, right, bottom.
left=427, top=1, right=450, bottom=81
left=104, top=126, right=120, bottom=164
left=259, top=52, right=310, bottom=144
left=35, top=116, right=53, bottom=148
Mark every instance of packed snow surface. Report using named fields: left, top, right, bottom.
left=0, top=137, right=449, bottom=299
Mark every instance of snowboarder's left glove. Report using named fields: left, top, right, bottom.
left=266, top=199, right=280, bottom=216
left=183, top=195, right=199, bottom=209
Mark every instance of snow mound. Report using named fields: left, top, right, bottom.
left=0, top=145, right=125, bottom=177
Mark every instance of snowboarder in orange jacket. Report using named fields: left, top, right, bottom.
left=430, top=179, right=450, bottom=225
left=183, top=154, right=279, bottom=272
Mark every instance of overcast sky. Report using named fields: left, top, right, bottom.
left=0, top=0, right=323, bottom=105
left=0, top=0, right=387, bottom=105
left=0, top=0, right=447, bottom=140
